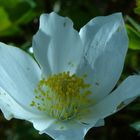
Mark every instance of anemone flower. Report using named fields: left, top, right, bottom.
left=0, top=12, right=140, bottom=140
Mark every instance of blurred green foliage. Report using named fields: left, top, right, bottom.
left=126, top=16, right=140, bottom=50
left=131, top=121, right=140, bottom=131
left=0, top=0, right=140, bottom=140
left=0, top=0, right=37, bottom=36
left=134, top=0, right=140, bottom=15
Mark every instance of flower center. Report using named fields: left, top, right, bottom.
left=30, top=71, right=91, bottom=121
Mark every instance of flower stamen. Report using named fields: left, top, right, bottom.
left=30, top=71, right=91, bottom=121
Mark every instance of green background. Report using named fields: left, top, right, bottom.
left=0, top=0, right=140, bottom=140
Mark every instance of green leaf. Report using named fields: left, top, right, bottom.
left=0, top=0, right=36, bottom=24
left=134, top=0, right=140, bottom=15
left=0, top=7, right=11, bottom=31
left=126, top=16, right=140, bottom=33
left=131, top=121, right=140, bottom=131
left=6, top=1, right=35, bottom=22
left=0, top=26, right=21, bottom=36
left=16, top=10, right=36, bottom=25
left=126, top=24, right=140, bottom=50
left=11, top=1, right=36, bottom=25
left=0, top=0, right=20, bottom=8
left=0, top=0, right=37, bottom=36
left=135, top=7, right=140, bottom=15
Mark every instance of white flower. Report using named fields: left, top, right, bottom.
left=0, top=12, right=140, bottom=140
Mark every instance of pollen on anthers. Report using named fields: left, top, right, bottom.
left=30, top=71, right=92, bottom=121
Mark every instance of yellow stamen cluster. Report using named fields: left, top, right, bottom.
left=30, top=71, right=91, bottom=121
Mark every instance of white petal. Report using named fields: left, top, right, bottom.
left=41, top=120, right=90, bottom=140
left=33, top=12, right=83, bottom=75
left=31, top=117, right=56, bottom=132
left=0, top=43, right=55, bottom=132
left=46, top=129, right=85, bottom=140
left=0, top=87, right=55, bottom=132
left=0, top=88, right=41, bottom=120
left=77, top=13, right=128, bottom=101
left=32, top=31, right=51, bottom=77
left=94, top=119, right=105, bottom=127
left=0, top=42, right=41, bottom=113
left=79, top=75, right=140, bottom=125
